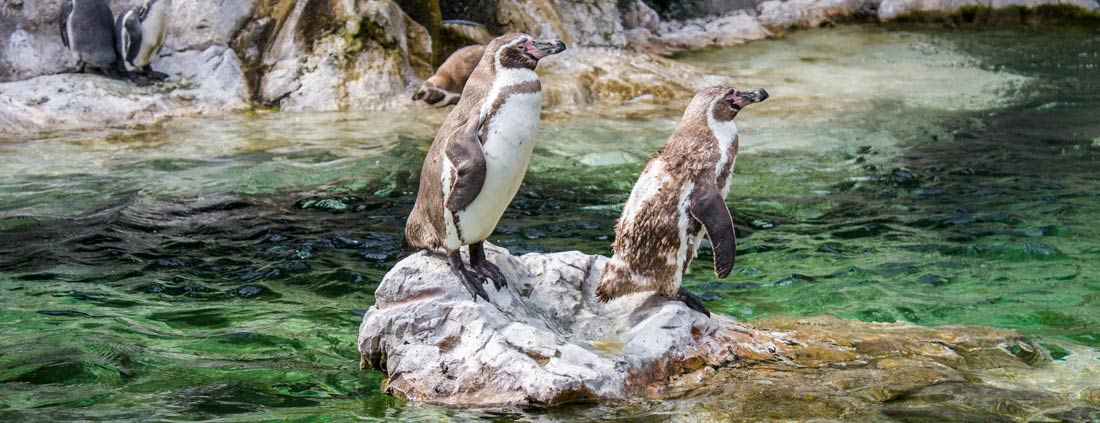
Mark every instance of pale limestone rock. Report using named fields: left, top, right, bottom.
left=654, top=11, right=772, bottom=50
left=879, top=0, right=1099, bottom=19
left=357, top=244, right=1071, bottom=410
left=358, top=243, right=782, bottom=406
left=758, top=0, right=872, bottom=28
left=496, top=0, right=627, bottom=47
left=622, top=0, right=661, bottom=32
left=260, top=0, right=430, bottom=112
left=0, top=52, right=248, bottom=138
left=538, top=47, right=733, bottom=108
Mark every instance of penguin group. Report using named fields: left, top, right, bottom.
left=59, top=0, right=173, bottom=84
left=404, top=33, right=769, bottom=317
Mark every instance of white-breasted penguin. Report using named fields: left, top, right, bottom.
left=413, top=44, right=486, bottom=107
left=404, top=33, right=566, bottom=301
left=59, top=0, right=120, bottom=74
left=595, top=86, right=769, bottom=316
left=116, top=0, right=173, bottom=81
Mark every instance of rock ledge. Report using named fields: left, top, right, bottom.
left=358, top=244, right=1051, bottom=408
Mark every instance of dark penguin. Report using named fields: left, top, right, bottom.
left=595, top=86, right=769, bottom=316
left=59, top=0, right=120, bottom=74
left=404, top=33, right=566, bottom=301
left=413, top=44, right=486, bottom=107
left=116, top=0, right=173, bottom=82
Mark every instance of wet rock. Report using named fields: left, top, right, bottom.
left=496, top=0, right=627, bottom=48
left=918, top=274, right=948, bottom=286
left=890, top=168, right=920, bottom=187
left=360, top=249, right=1070, bottom=411
left=757, top=0, right=870, bottom=28
left=538, top=47, right=732, bottom=109
left=232, top=285, right=262, bottom=297
left=878, top=0, right=1100, bottom=20
left=359, top=243, right=784, bottom=406
left=0, top=72, right=248, bottom=137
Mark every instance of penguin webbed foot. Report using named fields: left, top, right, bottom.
left=449, top=252, right=490, bottom=302
left=142, top=66, right=169, bottom=81
left=469, top=241, right=507, bottom=291
left=129, top=72, right=154, bottom=87
left=475, top=260, right=508, bottom=291
left=674, top=288, right=711, bottom=318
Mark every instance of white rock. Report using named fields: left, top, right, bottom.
left=358, top=243, right=784, bottom=406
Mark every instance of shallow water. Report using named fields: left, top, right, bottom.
left=1, top=25, right=1099, bottom=421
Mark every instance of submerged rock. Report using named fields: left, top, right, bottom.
left=358, top=244, right=1072, bottom=412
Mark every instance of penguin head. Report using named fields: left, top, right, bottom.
left=488, top=33, right=566, bottom=71
left=693, top=86, right=769, bottom=123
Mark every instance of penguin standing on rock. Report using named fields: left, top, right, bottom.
left=404, top=33, right=566, bottom=301
left=59, top=0, right=120, bottom=74
left=116, top=0, right=173, bottom=83
left=595, top=85, right=769, bottom=317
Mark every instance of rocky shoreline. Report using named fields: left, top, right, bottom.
left=2, top=0, right=1098, bottom=137
left=358, top=243, right=1099, bottom=419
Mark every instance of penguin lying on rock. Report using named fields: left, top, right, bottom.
left=116, top=0, right=173, bottom=83
left=404, top=33, right=566, bottom=301
left=596, top=86, right=769, bottom=317
left=413, top=45, right=486, bottom=107
left=59, top=0, right=121, bottom=75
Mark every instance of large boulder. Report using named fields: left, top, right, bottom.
left=358, top=244, right=1063, bottom=409
left=358, top=244, right=782, bottom=405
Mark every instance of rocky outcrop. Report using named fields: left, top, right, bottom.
left=257, top=0, right=432, bottom=112
left=539, top=47, right=732, bottom=109
left=358, top=244, right=1073, bottom=411
left=3, top=0, right=1098, bottom=136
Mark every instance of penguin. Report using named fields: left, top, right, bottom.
left=116, top=0, right=173, bottom=82
left=595, top=86, right=769, bottom=317
left=413, top=44, right=486, bottom=107
left=58, top=0, right=120, bottom=74
left=404, top=33, right=566, bottom=301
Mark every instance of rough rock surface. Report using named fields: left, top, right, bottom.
left=539, top=47, right=732, bottom=109
left=358, top=244, right=1061, bottom=409
left=4, top=0, right=1098, bottom=136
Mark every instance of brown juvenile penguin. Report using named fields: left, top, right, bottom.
left=595, top=85, right=769, bottom=316
left=413, top=44, right=487, bottom=107
left=404, top=34, right=566, bottom=301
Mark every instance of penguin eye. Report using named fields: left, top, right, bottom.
left=518, top=44, right=527, bottom=51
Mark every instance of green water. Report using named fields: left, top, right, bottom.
left=1, top=25, right=1098, bottom=421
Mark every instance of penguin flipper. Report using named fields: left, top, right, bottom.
left=119, top=9, right=143, bottom=65
left=59, top=1, right=71, bottom=49
left=690, top=182, right=736, bottom=279
left=443, top=120, right=486, bottom=212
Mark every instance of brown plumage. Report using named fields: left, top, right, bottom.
left=596, top=86, right=769, bottom=316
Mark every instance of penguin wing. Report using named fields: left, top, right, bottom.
left=690, top=182, right=736, bottom=278
left=119, top=9, right=143, bottom=63
left=443, top=119, right=487, bottom=212
left=59, top=1, right=72, bottom=48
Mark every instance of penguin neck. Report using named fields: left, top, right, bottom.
left=706, top=103, right=739, bottom=180
left=479, top=66, right=539, bottom=121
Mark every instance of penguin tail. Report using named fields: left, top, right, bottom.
left=595, top=259, right=634, bottom=302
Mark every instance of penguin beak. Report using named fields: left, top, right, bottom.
left=526, top=39, right=567, bottom=60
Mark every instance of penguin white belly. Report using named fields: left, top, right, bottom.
left=454, top=91, right=542, bottom=244
left=134, top=3, right=170, bottom=67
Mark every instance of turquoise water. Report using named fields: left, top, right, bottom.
left=1, top=25, right=1098, bottom=421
